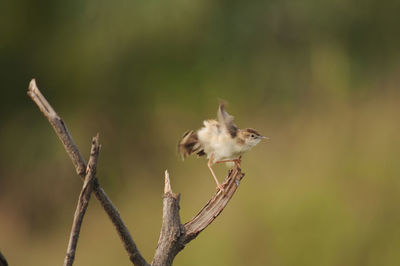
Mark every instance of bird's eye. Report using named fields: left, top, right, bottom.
left=251, top=134, right=255, bottom=138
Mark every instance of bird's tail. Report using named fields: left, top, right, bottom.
left=177, top=130, right=205, bottom=160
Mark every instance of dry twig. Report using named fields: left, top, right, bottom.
left=28, top=79, right=149, bottom=266
left=64, top=135, right=100, bottom=266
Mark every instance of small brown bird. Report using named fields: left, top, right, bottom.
left=178, top=103, right=267, bottom=192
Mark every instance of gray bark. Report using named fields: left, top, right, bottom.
left=64, top=135, right=100, bottom=266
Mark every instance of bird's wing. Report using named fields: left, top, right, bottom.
left=178, top=130, right=203, bottom=160
left=217, top=103, right=238, bottom=138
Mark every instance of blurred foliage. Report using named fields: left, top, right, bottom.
left=1, top=0, right=400, bottom=265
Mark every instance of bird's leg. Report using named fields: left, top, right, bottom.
left=235, top=156, right=242, bottom=167
left=215, top=159, right=234, bottom=163
left=208, top=155, right=225, bottom=193
left=216, top=156, right=242, bottom=167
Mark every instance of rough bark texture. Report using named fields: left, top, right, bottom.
left=183, top=166, right=244, bottom=242
left=64, top=135, right=100, bottom=266
left=151, top=168, right=245, bottom=265
left=152, top=171, right=185, bottom=266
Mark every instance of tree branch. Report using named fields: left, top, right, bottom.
left=64, top=134, right=100, bottom=266
left=27, top=79, right=149, bottom=266
left=183, top=166, right=244, bottom=243
left=27, top=79, right=86, bottom=176
left=152, top=167, right=245, bottom=265
left=152, top=171, right=185, bottom=266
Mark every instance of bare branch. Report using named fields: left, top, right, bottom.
left=64, top=134, right=100, bottom=266
left=152, top=167, right=244, bottom=265
left=152, top=171, right=185, bottom=266
left=164, top=170, right=172, bottom=194
left=28, top=79, right=149, bottom=266
left=183, top=166, right=244, bottom=243
left=28, top=79, right=86, bottom=176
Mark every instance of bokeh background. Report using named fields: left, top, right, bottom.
left=1, top=0, right=400, bottom=265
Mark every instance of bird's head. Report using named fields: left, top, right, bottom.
left=242, top=128, right=269, bottom=148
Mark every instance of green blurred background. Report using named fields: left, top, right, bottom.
left=1, top=0, right=400, bottom=265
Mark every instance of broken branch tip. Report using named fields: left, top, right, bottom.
left=28, top=79, right=37, bottom=92
left=164, top=170, right=172, bottom=194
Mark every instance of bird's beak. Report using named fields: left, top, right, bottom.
left=260, top=136, right=269, bottom=140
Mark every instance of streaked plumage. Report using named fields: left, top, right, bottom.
left=178, top=103, right=267, bottom=192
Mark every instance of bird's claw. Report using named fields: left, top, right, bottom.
left=233, top=156, right=242, bottom=167
left=217, top=184, right=227, bottom=194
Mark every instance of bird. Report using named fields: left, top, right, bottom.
left=178, top=103, right=268, bottom=192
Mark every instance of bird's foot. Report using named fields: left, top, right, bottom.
left=233, top=156, right=242, bottom=167
left=216, top=183, right=227, bottom=194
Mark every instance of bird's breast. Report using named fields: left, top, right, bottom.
left=197, top=125, right=241, bottom=161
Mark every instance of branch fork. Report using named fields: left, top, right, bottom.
left=152, top=167, right=244, bottom=265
